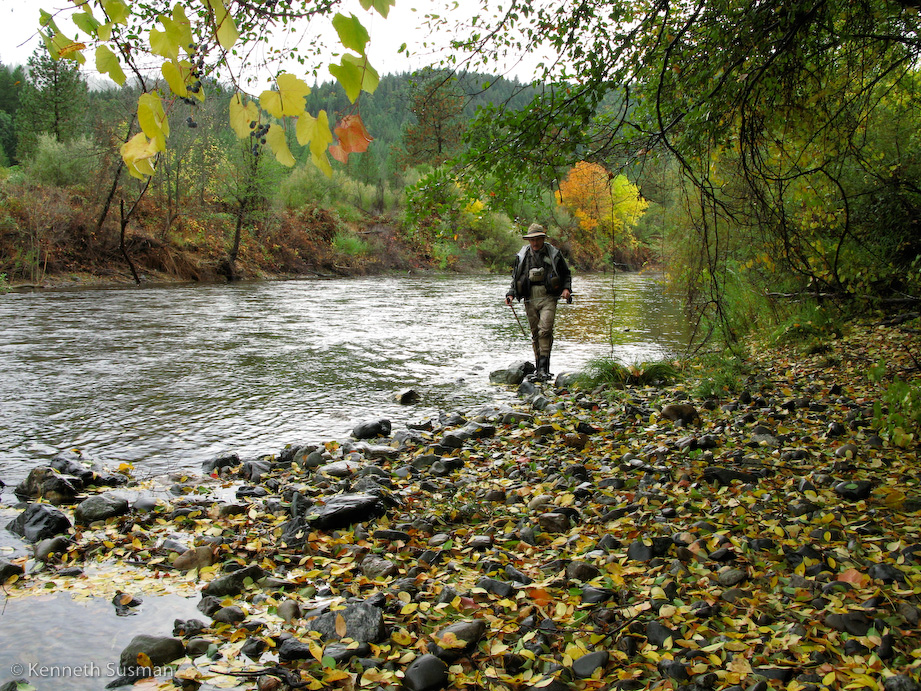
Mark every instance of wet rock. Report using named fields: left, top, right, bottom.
left=627, top=541, right=654, bottom=562
left=658, top=659, right=690, bottom=681
left=362, top=554, right=399, bottom=579
left=325, top=640, right=371, bottom=663
left=117, top=634, right=185, bottom=674
left=404, top=653, right=449, bottom=691
left=834, top=480, right=873, bottom=501
left=0, top=559, right=24, bottom=583
left=278, top=637, right=314, bottom=661
left=661, top=403, right=700, bottom=425
left=566, top=561, right=601, bottom=581
left=581, top=586, right=617, bottom=604
left=14, top=467, right=81, bottom=504
left=212, top=605, right=246, bottom=625
left=884, top=675, right=921, bottom=691
left=396, top=388, right=421, bottom=404
left=34, top=535, right=72, bottom=561
left=718, top=568, right=748, bottom=587
left=490, top=361, right=534, bottom=386
left=277, top=599, right=301, bottom=623
left=202, top=452, right=240, bottom=473
left=74, top=493, right=129, bottom=523
left=202, top=564, right=265, bottom=597
left=7, top=503, right=72, bottom=542
left=573, top=650, right=609, bottom=678
left=173, top=546, right=217, bottom=571
left=538, top=512, right=570, bottom=532
left=318, top=460, right=362, bottom=478
left=476, top=576, right=515, bottom=598
left=50, top=452, right=127, bottom=488
left=241, top=637, right=267, bottom=661
left=308, top=601, right=386, bottom=643
left=702, top=467, right=760, bottom=485
left=242, top=459, right=272, bottom=482
left=308, top=493, right=386, bottom=530
left=430, top=619, right=487, bottom=661
left=352, top=418, right=392, bottom=439
left=646, top=621, right=675, bottom=647
left=825, top=610, right=873, bottom=636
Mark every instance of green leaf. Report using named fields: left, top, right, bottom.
left=358, top=0, right=395, bottom=18
left=332, top=13, right=370, bottom=56
left=95, top=45, right=126, bottom=85
left=149, top=27, right=180, bottom=60
left=328, top=54, right=379, bottom=103
left=137, top=92, right=169, bottom=149
left=206, top=0, right=238, bottom=50
left=101, top=0, right=129, bottom=24
left=72, top=8, right=101, bottom=36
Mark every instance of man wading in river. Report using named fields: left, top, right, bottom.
left=505, top=223, right=573, bottom=382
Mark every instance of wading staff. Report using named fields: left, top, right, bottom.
left=509, top=301, right=539, bottom=367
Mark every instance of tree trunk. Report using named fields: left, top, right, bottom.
left=120, top=199, right=141, bottom=286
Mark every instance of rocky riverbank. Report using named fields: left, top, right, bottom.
left=1, top=319, right=920, bottom=691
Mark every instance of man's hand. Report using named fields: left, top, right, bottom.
left=505, top=295, right=513, bottom=306
left=562, top=289, right=572, bottom=303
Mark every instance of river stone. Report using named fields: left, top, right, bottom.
left=278, top=638, right=314, bottom=661
left=396, top=388, right=420, bottom=404
left=566, top=561, right=601, bottom=582
left=718, top=568, right=748, bottom=587
left=884, top=675, right=921, bottom=691
left=173, top=546, right=217, bottom=571
left=277, top=599, right=301, bottom=623
left=538, top=512, right=570, bottom=532
left=702, top=466, right=760, bottom=485
left=35, top=535, right=72, bottom=561
left=118, top=634, right=185, bottom=671
left=74, top=493, right=129, bottom=523
left=50, top=452, right=127, bottom=488
left=362, top=554, right=399, bottom=579
left=14, top=467, right=82, bottom=505
left=0, top=559, right=24, bottom=583
left=202, top=564, right=265, bottom=597
left=403, top=653, right=449, bottom=691
left=573, top=650, right=609, bottom=678
left=307, top=493, right=386, bottom=530
left=7, top=503, right=72, bottom=542
left=212, top=605, right=246, bottom=625
left=202, top=452, right=240, bottom=473
left=352, top=418, right=391, bottom=439
left=646, top=621, right=675, bottom=647
left=430, top=619, right=487, bottom=661
left=834, top=480, right=873, bottom=501
left=308, top=601, right=386, bottom=643
left=325, top=640, right=372, bottom=663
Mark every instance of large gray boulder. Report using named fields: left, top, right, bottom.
left=7, top=503, right=72, bottom=542
left=74, top=493, right=129, bottom=524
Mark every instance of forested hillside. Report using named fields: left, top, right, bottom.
left=0, top=55, right=653, bottom=290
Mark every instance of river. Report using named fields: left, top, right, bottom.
left=0, top=271, right=690, bottom=488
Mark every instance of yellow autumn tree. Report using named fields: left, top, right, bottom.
left=557, top=161, right=648, bottom=258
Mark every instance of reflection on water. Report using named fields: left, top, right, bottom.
left=0, top=588, right=203, bottom=690
left=0, top=272, right=690, bottom=486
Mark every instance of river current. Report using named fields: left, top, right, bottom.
left=0, top=272, right=690, bottom=487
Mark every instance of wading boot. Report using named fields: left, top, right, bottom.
left=535, top=356, right=551, bottom=382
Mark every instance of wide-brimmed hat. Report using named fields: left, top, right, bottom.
left=522, top=223, right=547, bottom=238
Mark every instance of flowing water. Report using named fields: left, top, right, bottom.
left=0, top=270, right=690, bottom=689
left=0, top=271, right=690, bottom=488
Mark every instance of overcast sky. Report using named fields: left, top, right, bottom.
left=0, top=0, right=469, bottom=81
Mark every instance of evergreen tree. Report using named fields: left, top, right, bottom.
left=0, top=63, right=26, bottom=164
left=15, top=49, right=88, bottom=161
left=401, top=70, right=465, bottom=168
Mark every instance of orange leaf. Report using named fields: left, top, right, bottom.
left=330, top=113, right=373, bottom=163
left=528, top=587, right=553, bottom=607
left=837, top=568, right=871, bottom=588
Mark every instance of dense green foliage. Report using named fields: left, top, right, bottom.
left=452, top=0, right=921, bottom=338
